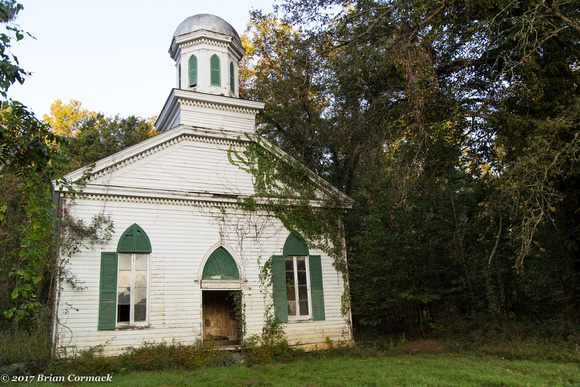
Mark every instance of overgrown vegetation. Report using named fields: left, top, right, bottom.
left=2, top=0, right=579, bottom=377
left=1, top=321, right=577, bottom=383
left=241, top=0, right=580, bottom=335
left=0, top=0, right=156, bottom=355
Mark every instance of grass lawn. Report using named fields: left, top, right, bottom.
left=28, top=352, right=578, bottom=386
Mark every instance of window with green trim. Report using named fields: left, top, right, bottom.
left=98, top=224, right=151, bottom=330
left=117, top=253, right=148, bottom=325
left=229, top=62, right=235, bottom=93
left=210, top=54, right=221, bottom=86
left=188, top=54, right=198, bottom=87
left=272, top=234, right=325, bottom=323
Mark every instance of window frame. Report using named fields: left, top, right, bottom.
left=285, top=255, right=312, bottom=321
left=98, top=224, right=152, bottom=330
left=272, top=234, right=325, bottom=324
left=116, top=252, right=150, bottom=327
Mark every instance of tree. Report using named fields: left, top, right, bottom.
left=43, top=99, right=95, bottom=137
left=0, top=0, right=25, bottom=97
left=1, top=0, right=70, bottom=323
left=65, top=113, right=157, bottom=170
left=241, top=0, right=580, bottom=330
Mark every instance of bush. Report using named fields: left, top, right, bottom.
left=0, top=325, right=53, bottom=375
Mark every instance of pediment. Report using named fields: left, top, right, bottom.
left=61, top=125, right=353, bottom=208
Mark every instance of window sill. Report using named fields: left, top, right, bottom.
left=287, top=318, right=313, bottom=323
left=115, top=324, right=150, bottom=330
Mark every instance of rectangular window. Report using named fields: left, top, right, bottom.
left=285, top=256, right=311, bottom=319
left=117, top=253, right=148, bottom=325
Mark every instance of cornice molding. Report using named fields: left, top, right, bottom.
left=179, top=37, right=229, bottom=50
left=67, top=193, right=244, bottom=209
left=178, top=98, right=261, bottom=115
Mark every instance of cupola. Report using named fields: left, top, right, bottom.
left=156, top=14, right=264, bottom=134
left=169, top=14, right=244, bottom=98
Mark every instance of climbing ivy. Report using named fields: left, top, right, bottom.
left=228, top=134, right=349, bottom=271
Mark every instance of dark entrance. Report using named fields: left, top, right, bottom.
left=202, top=290, right=240, bottom=346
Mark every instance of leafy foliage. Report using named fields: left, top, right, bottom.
left=64, top=112, right=157, bottom=170
left=0, top=0, right=26, bottom=97
left=42, top=99, right=95, bottom=137
left=0, top=1, right=156, bottom=327
left=241, top=0, right=580, bottom=332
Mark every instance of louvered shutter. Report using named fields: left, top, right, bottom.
left=202, top=247, right=239, bottom=280
left=98, top=252, right=118, bottom=330
left=309, top=255, right=325, bottom=321
left=283, top=234, right=309, bottom=256
left=189, top=55, right=197, bottom=87
left=210, top=54, right=220, bottom=86
left=117, top=224, right=151, bottom=253
left=272, top=255, right=288, bottom=323
left=229, top=62, right=235, bottom=93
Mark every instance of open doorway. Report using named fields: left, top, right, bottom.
left=202, top=290, right=241, bottom=346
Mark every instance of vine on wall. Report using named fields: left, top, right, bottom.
left=228, top=134, right=349, bottom=271
left=228, top=135, right=353, bottom=321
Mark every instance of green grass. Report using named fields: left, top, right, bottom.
left=2, top=318, right=578, bottom=386
left=24, top=352, right=579, bottom=386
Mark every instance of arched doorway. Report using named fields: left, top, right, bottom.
left=201, top=247, right=241, bottom=346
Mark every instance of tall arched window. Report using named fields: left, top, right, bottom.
left=98, top=224, right=151, bottom=330
left=229, top=62, right=235, bottom=93
left=210, top=54, right=221, bottom=86
left=188, top=55, right=198, bottom=87
left=271, top=234, right=325, bottom=323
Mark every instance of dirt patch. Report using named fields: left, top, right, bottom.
left=394, top=339, right=448, bottom=355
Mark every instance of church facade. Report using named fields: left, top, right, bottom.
left=53, top=14, right=352, bottom=356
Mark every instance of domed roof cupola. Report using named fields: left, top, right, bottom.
left=169, top=14, right=245, bottom=98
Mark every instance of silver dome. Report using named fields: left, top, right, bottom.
left=173, top=14, right=241, bottom=45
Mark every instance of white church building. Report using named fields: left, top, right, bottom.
left=53, top=14, right=353, bottom=356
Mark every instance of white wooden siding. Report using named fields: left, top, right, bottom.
left=56, top=133, right=351, bottom=357
left=87, top=140, right=254, bottom=196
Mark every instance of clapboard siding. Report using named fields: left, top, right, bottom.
left=180, top=104, right=257, bottom=133
left=55, top=130, right=352, bottom=357
left=88, top=140, right=254, bottom=196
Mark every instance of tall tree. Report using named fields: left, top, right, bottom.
left=43, top=99, right=95, bottom=137
left=1, top=0, right=70, bottom=324
left=242, top=0, right=580, bottom=329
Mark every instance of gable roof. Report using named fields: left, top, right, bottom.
left=59, top=125, right=354, bottom=209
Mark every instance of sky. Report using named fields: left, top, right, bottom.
left=7, top=0, right=276, bottom=119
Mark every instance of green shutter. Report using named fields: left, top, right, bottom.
left=98, top=252, right=118, bottom=330
left=188, top=55, right=197, bottom=87
left=283, top=233, right=309, bottom=256
left=229, top=62, right=235, bottom=93
left=210, top=54, right=221, bottom=86
left=272, top=255, right=288, bottom=323
left=202, top=247, right=239, bottom=280
left=309, top=255, right=325, bottom=321
left=117, top=224, right=151, bottom=253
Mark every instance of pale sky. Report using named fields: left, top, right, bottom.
left=7, top=0, right=276, bottom=119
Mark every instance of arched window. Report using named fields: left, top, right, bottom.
left=98, top=224, right=151, bottom=330
left=188, top=55, right=198, bottom=87
left=272, top=234, right=325, bottom=323
left=210, top=54, right=221, bottom=86
left=229, top=62, right=235, bottom=93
